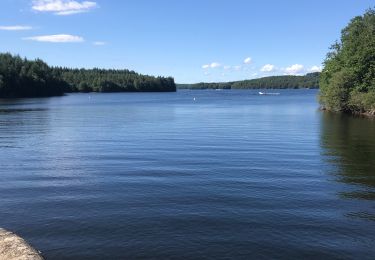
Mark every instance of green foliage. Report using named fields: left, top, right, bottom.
left=232, top=73, right=320, bottom=89
left=349, top=90, right=375, bottom=113
left=55, top=68, right=176, bottom=93
left=178, top=73, right=320, bottom=90
left=0, top=53, right=67, bottom=97
left=0, top=53, right=176, bottom=98
left=320, top=8, right=375, bottom=114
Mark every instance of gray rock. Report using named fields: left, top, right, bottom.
left=0, top=228, right=43, bottom=260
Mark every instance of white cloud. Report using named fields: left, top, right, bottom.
left=243, top=57, right=252, bottom=64
left=210, top=62, right=221, bottom=68
left=32, top=0, right=97, bottom=15
left=202, top=62, right=221, bottom=69
left=285, top=64, right=304, bottom=75
left=23, top=34, right=84, bottom=42
left=233, top=65, right=242, bottom=71
left=0, top=25, right=33, bottom=31
left=309, top=65, right=322, bottom=73
left=260, top=64, right=275, bottom=72
left=223, top=65, right=231, bottom=70
left=93, top=41, right=106, bottom=46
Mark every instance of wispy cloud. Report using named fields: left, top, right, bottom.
left=260, top=64, right=276, bottom=72
left=202, top=62, right=221, bottom=69
left=284, top=64, right=304, bottom=75
left=32, top=0, right=97, bottom=15
left=243, top=57, right=252, bottom=64
left=23, top=34, right=84, bottom=42
left=93, top=41, right=106, bottom=46
left=0, top=25, right=33, bottom=31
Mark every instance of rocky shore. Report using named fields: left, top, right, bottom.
left=0, top=228, right=43, bottom=260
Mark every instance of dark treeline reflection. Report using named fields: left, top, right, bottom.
left=321, top=113, right=375, bottom=204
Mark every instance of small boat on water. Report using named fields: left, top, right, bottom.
left=259, top=91, right=280, bottom=95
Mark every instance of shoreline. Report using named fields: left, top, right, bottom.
left=320, top=107, right=375, bottom=118
left=0, top=228, right=43, bottom=260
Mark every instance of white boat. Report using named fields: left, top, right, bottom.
left=259, top=91, right=280, bottom=95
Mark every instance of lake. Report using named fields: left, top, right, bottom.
left=0, top=89, right=374, bottom=259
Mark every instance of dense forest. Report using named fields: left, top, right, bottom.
left=319, top=8, right=375, bottom=115
left=0, top=53, right=68, bottom=97
left=57, top=68, right=175, bottom=93
left=0, top=53, right=176, bottom=98
left=178, top=72, right=320, bottom=90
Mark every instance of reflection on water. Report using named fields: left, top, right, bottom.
left=1, top=91, right=375, bottom=259
left=0, top=101, right=51, bottom=149
left=0, top=108, right=47, bottom=113
left=321, top=112, right=375, bottom=220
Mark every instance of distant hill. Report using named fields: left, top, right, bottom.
left=178, top=72, right=320, bottom=90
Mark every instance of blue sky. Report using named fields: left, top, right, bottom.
left=0, top=0, right=373, bottom=83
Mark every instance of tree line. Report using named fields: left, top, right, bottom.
left=0, top=53, right=176, bottom=98
left=319, top=8, right=375, bottom=115
left=177, top=72, right=320, bottom=90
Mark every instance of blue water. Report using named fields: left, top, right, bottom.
left=0, top=89, right=374, bottom=259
